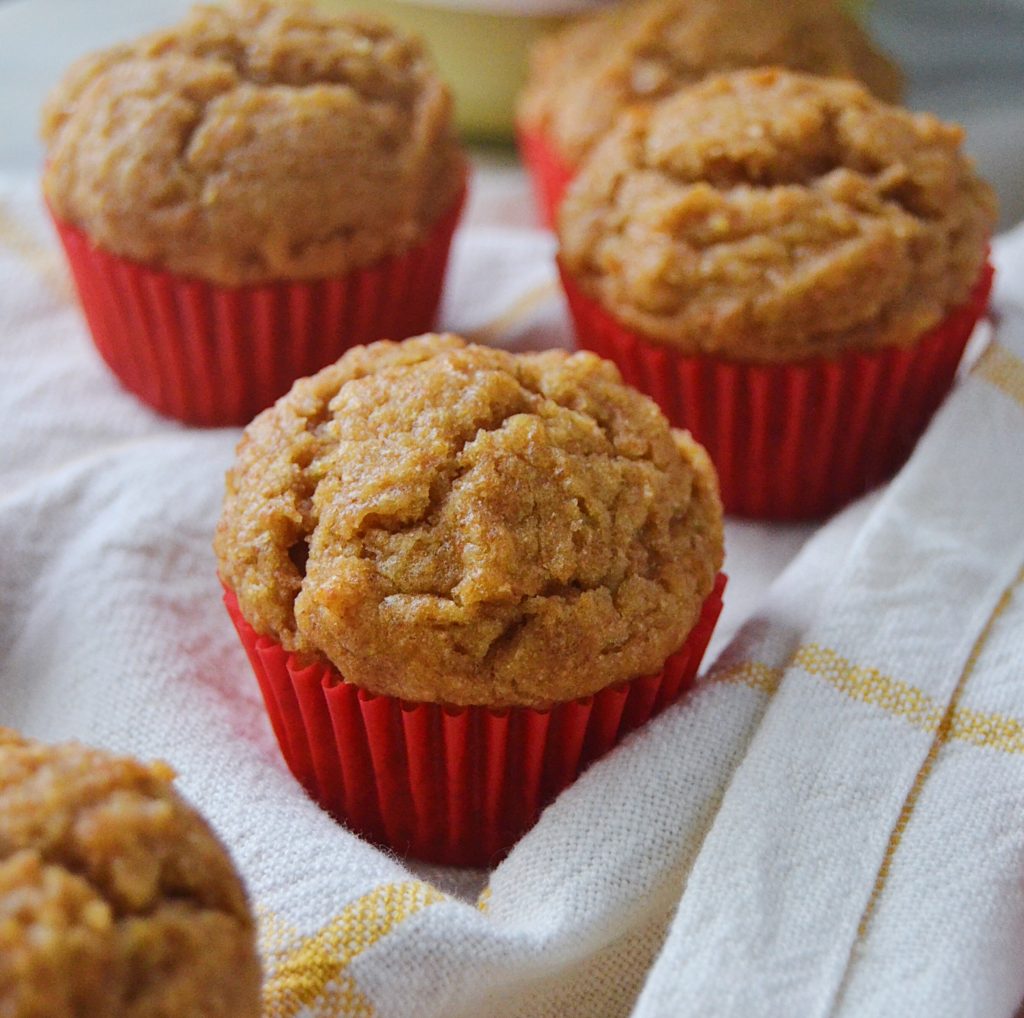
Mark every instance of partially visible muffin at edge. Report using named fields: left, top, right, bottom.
left=558, top=68, right=997, bottom=362
left=518, top=0, right=904, bottom=170
left=41, top=0, right=465, bottom=285
left=215, top=333, right=724, bottom=708
left=0, top=728, right=261, bottom=1018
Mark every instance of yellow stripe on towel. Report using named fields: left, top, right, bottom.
left=708, top=659, right=785, bottom=697
left=793, top=644, right=945, bottom=732
left=261, top=881, right=446, bottom=1017
left=975, top=340, right=1024, bottom=409
left=0, top=200, right=72, bottom=299
left=852, top=567, right=1022, bottom=942
left=709, top=637, right=1024, bottom=755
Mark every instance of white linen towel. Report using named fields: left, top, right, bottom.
left=1, top=176, right=1023, bottom=1018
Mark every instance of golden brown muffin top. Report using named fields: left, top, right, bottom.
left=518, top=0, right=903, bottom=168
left=41, top=0, right=465, bottom=285
left=0, top=728, right=261, bottom=1018
left=215, top=334, right=723, bottom=708
left=558, top=69, right=997, bottom=362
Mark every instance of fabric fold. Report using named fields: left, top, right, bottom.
left=631, top=302, right=1024, bottom=1018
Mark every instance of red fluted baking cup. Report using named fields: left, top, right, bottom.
left=49, top=187, right=465, bottom=428
left=516, top=123, right=576, bottom=230
left=224, top=572, right=725, bottom=867
left=560, top=261, right=994, bottom=520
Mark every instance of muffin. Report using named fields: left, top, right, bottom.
left=557, top=68, right=996, bottom=518
left=42, top=0, right=467, bottom=426
left=516, top=0, right=903, bottom=225
left=0, top=728, right=261, bottom=1018
left=216, top=333, right=725, bottom=865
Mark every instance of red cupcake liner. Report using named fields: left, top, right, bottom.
left=224, top=573, right=725, bottom=867
left=560, top=262, right=994, bottom=520
left=516, top=123, right=576, bottom=230
left=50, top=188, right=465, bottom=427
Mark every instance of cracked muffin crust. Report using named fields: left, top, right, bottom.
left=518, top=0, right=903, bottom=170
left=558, top=68, right=997, bottom=362
left=215, top=334, right=723, bottom=708
left=0, top=729, right=261, bottom=1018
left=41, top=0, right=465, bottom=285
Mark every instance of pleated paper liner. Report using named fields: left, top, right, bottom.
left=516, top=123, right=575, bottom=230
left=50, top=187, right=465, bottom=428
left=224, top=573, right=725, bottom=868
left=560, top=261, right=994, bottom=520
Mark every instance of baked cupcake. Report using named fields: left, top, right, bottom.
left=517, top=0, right=903, bottom=226
left=0, top=728, right=261, bottom=1017
left=215, top=333, right=725, bottom=865
left=42, top=0, right=467, bottom=427
left=557, top=68, right=996, bottom=519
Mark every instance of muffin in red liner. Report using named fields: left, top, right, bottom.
left=557, top=70, right=998, bottom=519
left=515, top=0, right=904, bottom=229
left=516, top=124, right=575, bottom=230
left=224, top=574, right=724, bottom=867
left=41, top=0, right=467, bottom=427
left=50, top=192, right=464, bottom=427
left=0, top=729, right=262, bottom=1018
left=215, top=334, right=726, bottom=866
left=560, top=261, right=994, bottom=520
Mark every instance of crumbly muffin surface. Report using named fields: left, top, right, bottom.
left=518, top=0, right=903, bottom=168
left=0, top=729, right=261, bottom=1018
left=41, top=0, right=464, bottom=285
left=215, top=334, right=723, bottom=707
left=558, top=69, right=997, bottom=362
